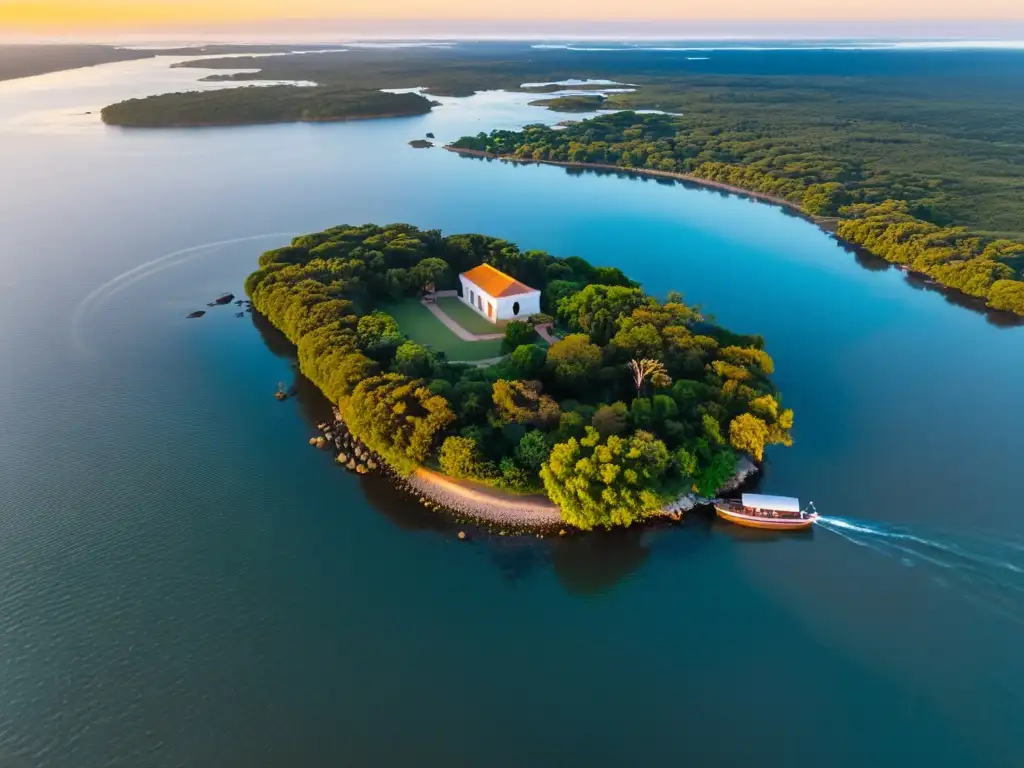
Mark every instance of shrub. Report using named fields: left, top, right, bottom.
left=502, top=320, right=536, bottom=353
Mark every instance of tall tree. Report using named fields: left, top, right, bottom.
left=627, top=358, right=671, bottom=395
left=411, top=257, right=448, bottom=292
left=546, top=334, right=602, bottom=392
left=492, top=379, right=561, bottom=427
left=557, top=284, right=647, bottom=344
left=541, top=427, right=670, bottom=530
left=346, top=374, right=455, bottom=474
left=728, top=413, right=771, bottom=461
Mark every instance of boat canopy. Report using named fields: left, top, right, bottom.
left=741, top=493, right=801, bottom=513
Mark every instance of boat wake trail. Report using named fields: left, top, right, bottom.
left=71, top=232, right=295, bottom=357
left=815, top=515, right=1024, bottom=624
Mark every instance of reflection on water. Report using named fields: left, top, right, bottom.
left=550, top=527, right=653, bottom=594
left=251, top=308, right=300, bottom=360
left=3, top=50, right=1024, bottom=767
left=253, top=305, right=679, bottom=593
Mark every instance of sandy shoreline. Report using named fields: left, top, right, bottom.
left=408, top=468, right=565, bottom=528
left=402, top=456, right=760, bottom=530
left=319, top=372, right=760, bottom=532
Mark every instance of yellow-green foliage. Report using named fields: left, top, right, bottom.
left=346, top=374, right=455, bottom=475
left=439, top=436, right=492, bottom=480
left=491, top=379, right=561, bottom=428
left=247, top=223, right=796, bottom=528
left=541, top=427, right=670, bottom=530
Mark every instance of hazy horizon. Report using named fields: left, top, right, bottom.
left=4, top=17, right=1024, bottom=46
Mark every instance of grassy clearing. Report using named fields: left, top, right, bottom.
left=436, top=296, right=507, bottom=334
left=383, top=299, right=505, bottom=362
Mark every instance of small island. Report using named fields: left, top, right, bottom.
left=101, top=86, right=434, bottom=128
left=528, top=94, right=607, bottom=112
left=247, top=223, right=793, bottom=531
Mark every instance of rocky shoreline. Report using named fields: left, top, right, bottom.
left=313, top=410, right=760, bottom=532
left=659, top=455, right=760, bottom=518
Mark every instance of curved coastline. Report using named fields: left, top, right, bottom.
left=318, top=412, right=760, bottom=530
left=410, top=457, right=759, bottom=529
left=409, top=467, right=565, bottom=527
left=257, top=223, right=793, bottom=533
left=444, top=146, right=829, bottom=224
left=445, top=146, right=1024, bottom=323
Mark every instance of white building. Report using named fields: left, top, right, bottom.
left=458, top=263, right=542, bottom=323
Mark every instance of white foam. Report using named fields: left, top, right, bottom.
left=72, top=232, right=295, bottom=356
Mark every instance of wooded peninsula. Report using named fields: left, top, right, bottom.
left=247, top=223, right=793, bottom=530
left=104, top=44, right=1024, bottom=313
left=101, top=86, right=433, bottom=127
left=0, top=43, right=341, bottom=83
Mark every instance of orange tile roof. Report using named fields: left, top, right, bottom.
left=460, top=263, right=537, bottom=298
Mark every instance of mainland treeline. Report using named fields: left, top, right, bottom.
left=247, top=223, right=794, bottom=529
left=452, top=113, right=1024, bottom=315
left=101, top=86, right=433, bottom=127
left=0, top=44, right=150, bottom=82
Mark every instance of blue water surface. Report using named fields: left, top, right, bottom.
left=0, top=54, right=1022, bottom=767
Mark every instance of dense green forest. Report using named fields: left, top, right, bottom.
left=111, top=43, right=1024, bottom=313
left=0, top=45, right=149, bottom=81
left=528, top=94, right=607, bottom=112
left=101, top=86, right=433, bottom=127
left=247, top=223, right=793, bottom=529
left=452, top=113, right=1024, bottom=315
left=172, top=44, right=1024, bottom=238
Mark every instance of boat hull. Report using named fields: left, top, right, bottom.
left=715, top=504, right=816, bottom=531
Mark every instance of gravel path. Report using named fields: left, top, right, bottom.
left=534, top=323, right=559, bottom=345
left=454, top=356, right=505, bottom=367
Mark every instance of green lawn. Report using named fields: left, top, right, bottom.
left=382, top=299, right=504, bottom=362
left=435, top=295, right=507, bottom=335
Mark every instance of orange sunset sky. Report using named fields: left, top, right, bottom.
left=3, top=1, right=1022, bottom=32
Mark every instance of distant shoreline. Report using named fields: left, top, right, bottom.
left=444, top=145, right=837, bottom=228
left=102, top=111, right=429, bottom=129
left=0, top=44, right=153, bottom=83
left=444, top=145, right=1024, bottom=324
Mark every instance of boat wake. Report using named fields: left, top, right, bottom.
left=815, top=515, right=1024, bottom=625
left=71, top=232, right=295, bottom=357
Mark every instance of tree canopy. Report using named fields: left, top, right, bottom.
left=247, top=223, right=795, bottom=527
left=541, top=427, right=671, bottom=530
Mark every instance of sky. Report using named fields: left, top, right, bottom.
left=2, top=1, right=1023, bottom=36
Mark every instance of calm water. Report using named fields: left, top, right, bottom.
left=2, top=56, right=1023, bottom=767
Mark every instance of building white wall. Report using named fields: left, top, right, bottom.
left=459, top=276, right=541, bottom=323
left=494, top=292, right=541, bottom=321
left=459, top=276, right=489, bottom=319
